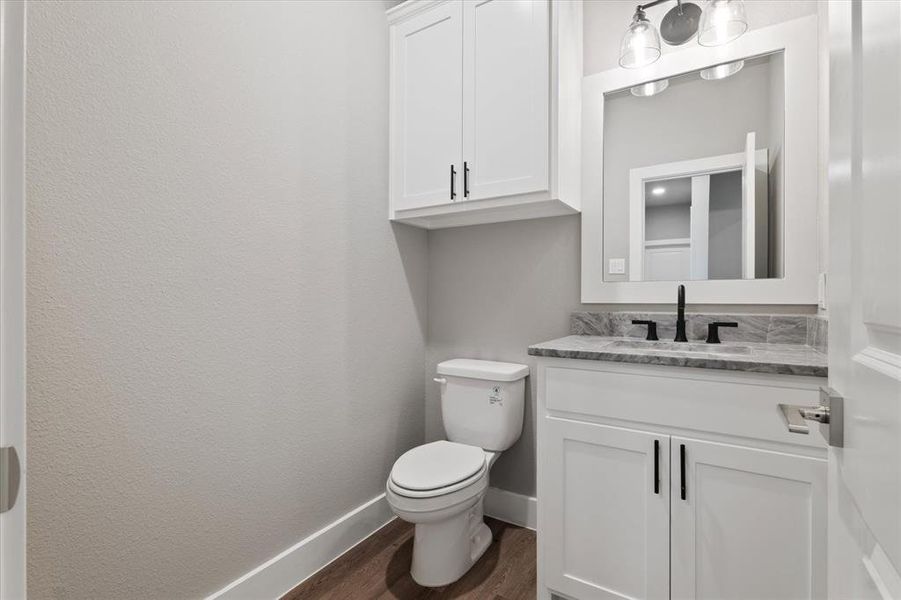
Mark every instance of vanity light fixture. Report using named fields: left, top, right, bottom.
left=630, top=78, right=670, bottom=97
left=618, top=7, right=661, bottom=69
left=618, top=0, right=748, bottom=69
left=698, top=0, right=749, bottom=47
left=700, top=59, right=745, bottom=80
left=651, top=186, right=667, bottom=195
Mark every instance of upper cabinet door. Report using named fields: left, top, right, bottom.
left=670, top=437, right=826, bottom=600
left=390, top=1, right=463, bottom=211
left=463, top=0, right=549, bottom=201
left=542, top=417, right=670, bottom=600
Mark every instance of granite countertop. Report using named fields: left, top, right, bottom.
left=528, top=335, right=827, bottom=377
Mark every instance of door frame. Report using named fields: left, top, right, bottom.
left=0, top=0, right=27, bottom=598
left=628, top=149, right=765, bottom=281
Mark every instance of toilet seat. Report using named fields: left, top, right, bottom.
left=390, top=441, right=487, bottom=499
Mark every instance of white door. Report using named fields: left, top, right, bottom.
left=741, top=134, right=770, bottom=279
left=827, top=1, right=901, bottom=598
left=670, top=438, right=826, bottom=600
left=741, top=131, right=756, bottom=279
left=689, top=175, right=710, bottom=280
left=0, top=1, right=26, bottom=598
left=644, top=244, right=690, bottom=282
left=462, top=0, right=548, bottom=201
left=390, top=1, right=463, bottom=210
left=543, top=418, right=669, bottom=600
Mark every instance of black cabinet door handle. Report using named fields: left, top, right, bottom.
left=680, top=443, right=686, bottom=500
left=463, top=161, right=470, bottom=198
left=653, top=439, right=660, bottom=494
left=450, top=164, right=457, bottom=200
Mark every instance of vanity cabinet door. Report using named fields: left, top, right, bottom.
left=390, top=1, right=463, bottom=211
left=670, top=438, right=826, bottom=600
left=462, top=0, right=548, bottom=201
left=542, top=417, right=669, bottom=600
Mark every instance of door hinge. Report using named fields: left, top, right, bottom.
left=0, top=446, right=21, bottom=513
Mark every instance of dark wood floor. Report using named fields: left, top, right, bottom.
left=282, top=517, right=536, bottom=600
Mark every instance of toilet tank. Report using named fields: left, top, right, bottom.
left=436, top=359, right=529, bottom=452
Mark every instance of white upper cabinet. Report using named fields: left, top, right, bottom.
left=388, top=0, right=581, bottom=229
left=390, top=1, right=463, bottom=211
left=463, top=0, right=548, bottom=201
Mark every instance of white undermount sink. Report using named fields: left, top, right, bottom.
left=607, top=340, right=752, bottom=356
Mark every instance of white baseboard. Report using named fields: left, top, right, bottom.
left=484, top=486, right=537, bottom=530
left=206, top=493, right=394, bottom=600
left=207, top=486, right=536, bottom=600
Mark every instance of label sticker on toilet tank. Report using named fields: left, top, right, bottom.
left=489, top=386, right=502, bottom=405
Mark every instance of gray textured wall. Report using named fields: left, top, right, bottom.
left=708, top=171, right=744, bottom=279
left=425, top=0, right=821, bottom=499
left=25, top=1, right=427, bottom=598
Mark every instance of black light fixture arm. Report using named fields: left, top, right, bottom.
left=628, top=0, right=702, bottom=48
left=637, top=0, right=683, bottom=14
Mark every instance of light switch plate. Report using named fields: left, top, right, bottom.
left=609, top=258, right=626, bottom=274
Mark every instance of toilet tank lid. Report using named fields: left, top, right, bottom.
left=437, top=359, right=529, bottom=382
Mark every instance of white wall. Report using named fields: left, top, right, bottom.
left=25, top=1, right=427, bottom=598
left=426, top=0, right=821, bottom=498
left=645, top=203, right=690, bottom=241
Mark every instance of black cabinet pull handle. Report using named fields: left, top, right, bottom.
left=450, top=164, right=457, bottom=200
left=653, top=439, right=660, bottom=494
left=464, top=161, right=470, bottom=198
left=680, top=443, right=686, bottom=500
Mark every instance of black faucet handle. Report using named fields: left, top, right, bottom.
left=706, top=322, right=738, bottom=344
left=632, top=320, right=659, bottom=341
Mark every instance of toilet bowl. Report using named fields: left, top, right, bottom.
left=386, top=442, right=499, bottom=586
left=386, top=359, right=529, bottom=587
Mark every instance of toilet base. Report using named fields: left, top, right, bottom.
left=410, top=499, right=492, bottom=587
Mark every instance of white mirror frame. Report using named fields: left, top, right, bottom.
left=581, top=15, right=819, bottom=304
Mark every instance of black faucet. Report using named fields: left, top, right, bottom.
left=674, top=284, right=688, bottom=342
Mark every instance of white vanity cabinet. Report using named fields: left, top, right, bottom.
left=387, top=0, right=581, bottom=229
left=543, top=418, right=670, bottom=600
left=537, top=359, right=827, bottom=600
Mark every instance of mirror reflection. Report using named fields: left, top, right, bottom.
left=603, top=52, right=784, bottom=282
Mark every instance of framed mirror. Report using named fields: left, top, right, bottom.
left=581, top=16, right=819, bottom=304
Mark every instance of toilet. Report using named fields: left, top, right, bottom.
left=386, top=358, right=529, bottom=587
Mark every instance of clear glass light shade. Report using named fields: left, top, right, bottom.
left=699, top=59, right=745, bottom=80
left=631, top=78, right=670, bottom=97
left=698, top=0, right=748, bottom=47
left=619, top=11, right=662, bottom=68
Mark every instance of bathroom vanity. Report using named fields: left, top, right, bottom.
left=539, top=13, right=835, bottom=598
left=532, top=313, right=829, bottom=600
